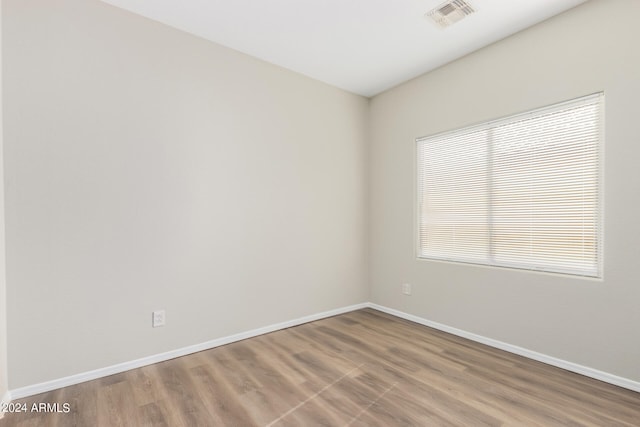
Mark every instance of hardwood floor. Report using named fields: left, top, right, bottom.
left=2, top=308, right=639, bottom=426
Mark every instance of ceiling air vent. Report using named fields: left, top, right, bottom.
left=426, top=0, right=475, bottom=28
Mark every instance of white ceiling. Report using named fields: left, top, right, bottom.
left=100, top=0, right=589, bottom=97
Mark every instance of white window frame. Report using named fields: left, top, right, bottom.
left=416, top=93, right=604, bottom=278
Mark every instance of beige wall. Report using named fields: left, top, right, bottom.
left=3, top=0, right=368, bottom=389
left=0, top=0, right=9, bottom=408
left=369, top=0, right=640, bottom=382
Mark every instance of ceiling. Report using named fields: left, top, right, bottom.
left=100, top=0, right=589, bottom=97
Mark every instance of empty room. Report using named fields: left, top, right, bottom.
left=1, top=0, right=639, bottom=425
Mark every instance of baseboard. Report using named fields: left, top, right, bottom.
left=368, top=303, right=640, bottom=393
left=9, top=302, right=368, bottom=401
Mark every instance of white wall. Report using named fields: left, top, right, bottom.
left=369, top=0, right=640, bottom=382
left=0, top=0, right=9, bottom=411
left=3, top=0, right=368, bottom=389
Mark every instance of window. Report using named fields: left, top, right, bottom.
left=417, top=93, right=603, bottom=277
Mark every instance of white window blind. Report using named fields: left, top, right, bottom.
left=417, top=93, right=602, bottom=277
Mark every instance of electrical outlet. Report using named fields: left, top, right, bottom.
left=152, top=310, right=166, bottom=328
left=402, top=283, right=412, bottom=295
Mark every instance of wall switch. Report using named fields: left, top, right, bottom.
left=152, top=310, right=166, bottom=328
left=402, top=283, right=412, bottom=295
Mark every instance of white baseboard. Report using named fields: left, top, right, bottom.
left=9, top=303, right=368, bottom=401
left=368, top=303, right=640, bottom=393
left=7, top=301, right=640, bottom=401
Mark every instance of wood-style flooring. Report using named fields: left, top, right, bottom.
left=2, top=308, right=639, bottom=426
